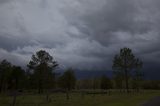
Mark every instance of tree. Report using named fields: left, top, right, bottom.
left=8, top=66, right=26, bottom=106
left=132, top=59, right=143, bottom=92
left=76, top=79, right=93, bottom=89
left=9, top=66, right=25, bottom=90
left=0, top=60, right=12, bottom=93
left=114, top=74, right=123, bottom=91
left=100, top=75, right=112, bottom=90
left=112, top=47, right=143, bottom=93
left=27, top=50, right=58, bottom=94
left=58, top=68, right=76, bottom=100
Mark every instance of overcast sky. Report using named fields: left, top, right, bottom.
left=0, top=0, right=160, bottom=71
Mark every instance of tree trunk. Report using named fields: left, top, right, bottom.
left=0, top=79, right=3, bottom=93
left=12, top=91, right=17, bottom=106
left=46, top=90, right=51, bottom=102
left=81, top=91, right=85, bottom=99
left=125, top=69, right=129, bottom=93
left=38, top=80, right=43, bottom=94
left=66, top=90, right=69, bottom=100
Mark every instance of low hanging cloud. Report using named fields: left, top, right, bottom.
left=0, top=0, right=160, bottom=71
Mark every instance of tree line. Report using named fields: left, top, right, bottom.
left=0, top=50, right=76, bottom=94
left=0, top=48, right=159, bottom=95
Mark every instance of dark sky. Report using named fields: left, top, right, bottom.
left=0, top=0, right=160, bottom=71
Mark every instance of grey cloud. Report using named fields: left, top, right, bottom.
left=0, top=0, right=11, bottom=4
left=79, top=0, right=155, bottom=45
left=0, top=0, right=160, bottom=71
left=0, top=34, right=34, bottom=51
left=0, top=48, right=29, bottom=67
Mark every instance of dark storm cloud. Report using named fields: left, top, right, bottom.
left=69, top=0, right=160, bottom=70
left=0, top=0, right=160, bottom=71
left=0, top=34, right=34, bottom=51
left=0, top=0, right=11, bottom=4
left=80, top=0, right=155, bottom=45
left=64, top=2, right=155, bottom=71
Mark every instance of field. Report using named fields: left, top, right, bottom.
left=0, top=90, right=160, bottom=106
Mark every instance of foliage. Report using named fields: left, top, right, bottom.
left=100, top=75, right=113, bottom=89
left=9, top=66, right=26, bottom=90
left=112, top=47, right=143, bottom=92
left=0, top=60, right=12, bottom=92
left=27, top=50, right=58, bottom=93
left=58, top=68, right=76, bottom=90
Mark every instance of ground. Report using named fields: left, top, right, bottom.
left=0, top=90, right=160, bottom=106
left=142, top=96, right=160, bottom=106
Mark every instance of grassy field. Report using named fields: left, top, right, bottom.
left=0, top=90, right=160, bottom=106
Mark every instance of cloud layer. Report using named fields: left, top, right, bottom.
left=0, top=0, right=160, bottom=71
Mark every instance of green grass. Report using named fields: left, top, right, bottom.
left=0, top=90, right=160, bottom=106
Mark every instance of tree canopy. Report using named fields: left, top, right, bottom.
left=27, top=50, right=58, bottom=93
left=112, top=47, right=143, bottom=92
left=58, top=68, right=76, bottom=91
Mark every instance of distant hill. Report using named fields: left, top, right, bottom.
left=143, top=70, right=160, bottom=80
left=56, top=70, right=160, bottom=80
